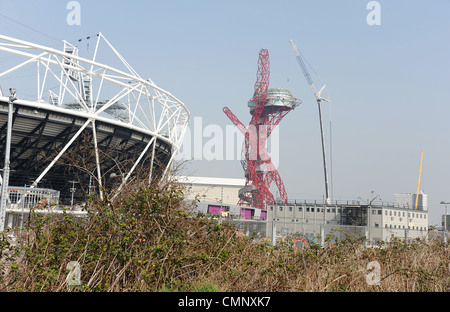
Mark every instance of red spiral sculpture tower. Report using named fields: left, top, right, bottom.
left=223, top=49, right=301, bottom=209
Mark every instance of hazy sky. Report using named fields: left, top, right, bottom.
left=1, top=0, right=450, bottom=225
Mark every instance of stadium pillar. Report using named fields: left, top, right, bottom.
left=0, top=89, right=16, bottom=231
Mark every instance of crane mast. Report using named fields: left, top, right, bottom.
left=290, top=39, right=331, bottom=204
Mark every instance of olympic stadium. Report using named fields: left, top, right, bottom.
left=0, top=33, right=190, bottom=210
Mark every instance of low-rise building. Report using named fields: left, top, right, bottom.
left=394, top=192, right=428, bottom=211
left=177, top=176, right=245, bottom=205
left=266, top=199, right=429, bottom=244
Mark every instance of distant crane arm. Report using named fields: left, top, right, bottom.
left=290, top=40, right=315, bottom=92
left=289, top=40, right=330, bottom=103
left=290, top=39, right=331, bottom=203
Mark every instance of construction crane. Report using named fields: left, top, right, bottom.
left=290, top=39, right=331, bottom=204
left=414, top=150, right=424, bottom=210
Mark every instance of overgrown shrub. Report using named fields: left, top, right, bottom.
left=0, top=176, right=448, bottom=292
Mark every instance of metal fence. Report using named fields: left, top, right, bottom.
left=2, top=187, right=61, bottom=231
left=224, top=219, right=267, bottom=239
left=268, top=220, right=449, bottom=247
left=6, top=187, right=60, bottom=207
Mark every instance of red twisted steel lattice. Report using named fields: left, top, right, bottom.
left=223, top=49, right=300, bottom=209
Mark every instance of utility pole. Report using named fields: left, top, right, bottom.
left=368, top=192, right=380, bottom=246
left=440, top=201, right=448, bottom=244
left=0, top=88, right=17, bottom=231
left=69, top=180, right=79, bottom=209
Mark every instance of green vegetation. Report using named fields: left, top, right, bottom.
left=0, top=177, right=448, bottom=292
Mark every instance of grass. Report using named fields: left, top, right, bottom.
left=0, top=175, right=448, bottom=292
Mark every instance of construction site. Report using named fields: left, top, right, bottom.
left=178, top=43, right=442, bottom=245
left=0, top=33, right=447, bottom=246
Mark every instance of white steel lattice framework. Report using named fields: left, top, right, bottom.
left=0, top=33, right=190, bottom=203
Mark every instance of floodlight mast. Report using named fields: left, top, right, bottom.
left=290, top=39, right=331, bottom=204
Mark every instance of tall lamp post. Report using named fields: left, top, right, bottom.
left=0, top=88, right=17, bottom=231
left=69, top=180, right=79, bottom=209
left=439, top=201, right=448, bottom=244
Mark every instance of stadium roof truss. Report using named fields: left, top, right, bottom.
left=0, top=33, right=190, bottom=200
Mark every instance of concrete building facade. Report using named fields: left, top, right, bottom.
left=266, top=199, right=429, bottom=245
left=177, top=177, right=432, bottom=245
left=177, top=176, right=245, bottom=206
left=394, top=192, right=428, bottom=211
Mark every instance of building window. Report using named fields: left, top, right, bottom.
left=298, top=207, right=302, bottom=212
left=306, top=207, right=310, bottom=212
left=270, top=206, right=273, bottom=211
left=332, top=208, right=336, bottom=213
left=378, top=210, right=382, bottom=215
left=289, top=206, right=293, bottom=212
left=385, top=211, right=388, bottom=216
left=311, top=208, right=315, bottom=213
left=390, top=211, right=392, bottom=216
left=375, top=223, right=379, bottom=228
left=372, top=210, right=376, bottom=215
left=279, top=207, right=283, bottom=212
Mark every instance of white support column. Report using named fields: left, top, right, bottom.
left=111, top=136, right=157, bottom=200
left=91, top=120, right=104, bottom=200
left=31, top=119, right=91, bottom=188
left=161, top=146, right=180, bottom=182
left=148, top=138, right=157, bottom=184
left=0, top=92, right=16, bottom=231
